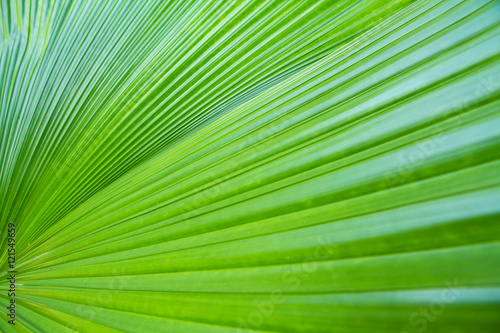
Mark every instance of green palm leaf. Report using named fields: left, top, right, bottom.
left=1, top=0, right=499, bottom=332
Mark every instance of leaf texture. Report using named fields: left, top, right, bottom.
left=1, top=0, right=500, bottom=332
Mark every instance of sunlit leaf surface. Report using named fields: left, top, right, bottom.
left=1, top=0, right=499, bottom=332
